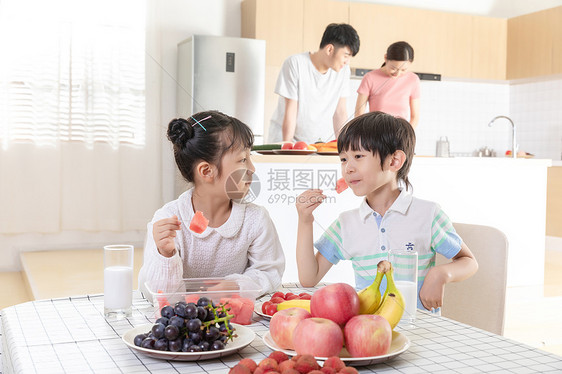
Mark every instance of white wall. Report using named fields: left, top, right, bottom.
left=0, top=0, right=243, bottom=272
left=147, top=0, right=243, bottom=204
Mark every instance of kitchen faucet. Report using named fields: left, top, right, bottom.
left=488, top=115, right=517, bottom=158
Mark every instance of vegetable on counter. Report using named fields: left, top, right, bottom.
left=252, top=144, right=282, bottom=151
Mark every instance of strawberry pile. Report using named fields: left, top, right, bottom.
left=229, top=351, right=359, bottom=374
left=262, top=292, right=312, bottom=317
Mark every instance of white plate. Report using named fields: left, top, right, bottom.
left=262, top=330, right=410, bottom=367
left=122, top=323, right=255, bottom=361
left=272, top=149, right=316, bottom=155
left=254, top=301, right=272, bottom=320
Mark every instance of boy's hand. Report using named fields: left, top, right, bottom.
left=419, top=267, right=446, bottom=310
left=296, top=189, right=325, bottom=223
left=153, top=215, right=181, bottom=258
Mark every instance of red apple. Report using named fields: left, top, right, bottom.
left=269, top=307, right=312, bottom=350
left=281, top=142, right=294, bottom=150
left=344, top=315, right=392, bottom=357
left=293, top=141, right=308, bottom=150
left=310, top=283, right=359, bottom=326
left=292, top=317, right=343, bottom=357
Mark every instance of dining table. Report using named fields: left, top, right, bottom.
left=1, top=283, right=561, bottom=374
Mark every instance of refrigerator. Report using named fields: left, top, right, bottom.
left=176, top=35, right=266, bottom=139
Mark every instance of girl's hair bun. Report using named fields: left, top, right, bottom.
left=167, top=118, right=194, bottom=146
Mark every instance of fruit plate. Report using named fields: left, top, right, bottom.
left=272, top=149, right=316, bottom=155
left=253, top=150, right=276, bottom=155
left=262, top=331, right=410, bottom=367
left=253, top=301, right=272, bottom=320
left=122, top=323, right=255, bottom=361
left=316, top=151, right=339, bottom=156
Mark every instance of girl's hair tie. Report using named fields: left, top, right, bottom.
left=191, top=115, right=211, bottom=131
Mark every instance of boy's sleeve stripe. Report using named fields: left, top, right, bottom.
left=328, top=226, right=342, bottom=244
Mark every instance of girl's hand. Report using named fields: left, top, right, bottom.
left=153, top=215, right=181, bottom=258
left=296, top=189, right=325, bottom=223
left=419, top=267, right=446, bottom=311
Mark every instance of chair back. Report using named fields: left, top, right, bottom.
left=436, top=222, right=508, bottom=335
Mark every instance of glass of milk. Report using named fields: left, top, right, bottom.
left=104, top=244, right=134, bottom=319
left=388, top=249, right=418, bottom=328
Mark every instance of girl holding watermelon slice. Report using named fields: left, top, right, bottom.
left=138, top=111, right=285, bottom=299
left=295, top=111, right=478, bottom=312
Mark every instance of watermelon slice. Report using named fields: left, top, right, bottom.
left=189, top=211, right=209, bottom=234
left=336, top=177, right=348, bottom=194
left=184, top=294, right=200, bottom=304
left=220, top=297, right=255, bottom=325
left=156, top=290, right=170, bottom=310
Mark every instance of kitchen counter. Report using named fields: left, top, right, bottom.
left=2, top=288, right=561, bottom=373
left=250, top=154, right=552, bottom=288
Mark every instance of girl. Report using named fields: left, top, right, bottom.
left=295, top=111, right=477, bottom=311
left=354, top=41, right=421, bottom=129
left=138, top=110, right=285, bottom=298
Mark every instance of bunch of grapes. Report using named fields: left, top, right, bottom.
left=134, top=297, right=236, bottom=353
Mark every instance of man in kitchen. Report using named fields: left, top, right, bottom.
left=267, top=23, right=360, bottom=144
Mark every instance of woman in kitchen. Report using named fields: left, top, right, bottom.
left=354, top=41, right=420, bottom=129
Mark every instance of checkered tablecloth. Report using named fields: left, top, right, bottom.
left=1, top=284, right=561, bottom=374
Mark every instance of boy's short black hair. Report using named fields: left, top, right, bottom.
left=319, top=23, right=360, bottom=56
left=337, top=111, right=416, bottom=190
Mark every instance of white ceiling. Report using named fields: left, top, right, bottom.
left=355, top=0, right=562, bottom=18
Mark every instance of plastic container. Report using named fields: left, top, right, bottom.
left=144, top=277, right=262, bottom=325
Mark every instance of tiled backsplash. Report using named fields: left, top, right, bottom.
left=511, top=77, right=562, bottom=160
left=348, top=76, right=562, bottom=160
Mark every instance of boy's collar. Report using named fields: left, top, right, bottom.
left=358, top=188, right=413, bottom=222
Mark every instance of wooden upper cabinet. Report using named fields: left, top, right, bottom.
left=241, top=0, right=304, bottom=67
left=551, top=6, right=562, bottom=75
left=303, top=0, right=349, bottom=53
left=349, top=4, right=472, bottom=77
left=471, top=16, right=507, bottom=80
left=507, top=8, right=554, bottom=79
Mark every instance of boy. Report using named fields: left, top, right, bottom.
left=268, top=23, right=360, bottom=144
left=295, top=111, right=478, bottom=311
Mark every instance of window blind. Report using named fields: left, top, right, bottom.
left=0, top=0, right=146, bottom=149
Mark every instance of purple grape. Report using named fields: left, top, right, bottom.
left=134, top=333, right=147, bottom=347
left=151, top=323, right=165, bottom=339
left=196, top=306, right=207, bottom=321
left=169, top=338, right=182, bottom=352
left=161, top=305, right=175, bottom=319
left=188, top=345, right=203, bottom=352
left=210, top=340, right=225, bottom=351
left=169, top=316, right=185, bottom=329
left=186, top=318, right=202, bottom=332
left=154, top=338, right=168, bottom=351
left=140, top=337, right=156, bottom=349
left=164, top=325, right=180, bottom=340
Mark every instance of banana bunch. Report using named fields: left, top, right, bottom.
left=374, top=262, right=406, bottom=329
left=357, top=268, right=385, bottom=314
left=276, top=299, right=311, bottom=313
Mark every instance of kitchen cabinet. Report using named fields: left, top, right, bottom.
left=303, top=0, right=349, bottom=53
left=547, top=166, right=562, bottom=238
left=348, top=3, right=504, bottom=79
left=507, top=6, right=562, bottom=79
left=241, top=0, right=304, bottom=67
left=471, top=16, right=507, bottom=80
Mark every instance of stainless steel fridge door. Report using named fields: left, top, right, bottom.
left=177, top=35, right=266, bottom=136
